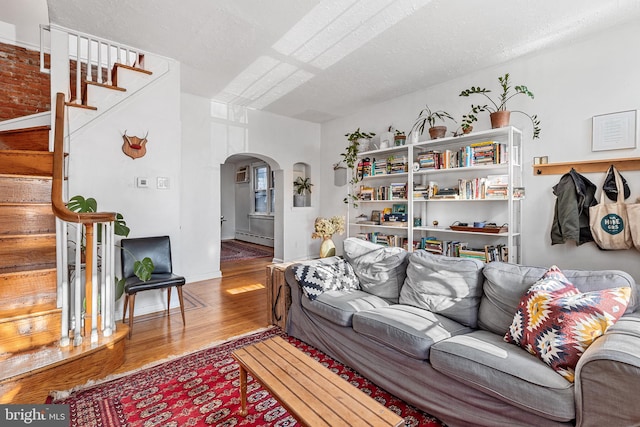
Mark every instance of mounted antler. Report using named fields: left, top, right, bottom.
left=122, top=130, right=148, bottom=159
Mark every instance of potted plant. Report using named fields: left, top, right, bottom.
left=344, top=128, right=376, bottom=152
left=339, top=128, right=376, bottom=207
left=410, top=105, right=456, bottom=140
left=459, top=73, right=541, bottom=139
left=67, top=195, right=154, bottom=299
left=453, top=104, right=487, bottom=136
left=393, top=129, right=406, bottom=146
left=293, top=176, right=313, bottom=207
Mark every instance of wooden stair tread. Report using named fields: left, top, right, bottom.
left=0, top=304, right=59, bottom=320
left=113, top=62, right=153, bottom=75
left=64, top=102, right=97, bottom=111
left=0, top=326, right=128, bottom=387
left=0, top=173, right=52, bottom=180
left=0, top=262, right=57, bottom=275
left=85, top=80, right=126, bottom=91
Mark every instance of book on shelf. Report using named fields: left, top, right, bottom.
left=459, top=248, right=488, bottom=261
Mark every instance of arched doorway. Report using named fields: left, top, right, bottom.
left=220, top=153, right=281, bottom=265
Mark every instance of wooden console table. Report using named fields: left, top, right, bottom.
left=232, top=336, right=404, bottom=426
left=266, top=262, right=293, bottom=329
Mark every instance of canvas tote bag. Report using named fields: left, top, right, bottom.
left=589, top=166, right=633, bottom=250
left=627, top=199, right=640, bottom=251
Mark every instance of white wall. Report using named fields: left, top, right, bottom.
left=204, top=103, right=322, bottom=262
left=67, top=55, right=183, bottom=317
left=320, top=21, right=640, bottom=282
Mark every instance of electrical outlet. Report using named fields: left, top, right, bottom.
left=157, top=177, right=170, bottom=189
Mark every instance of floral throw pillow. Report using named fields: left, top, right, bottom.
left=504, top=265, right=631, bottom=382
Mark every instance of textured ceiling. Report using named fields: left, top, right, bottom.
left=46, top=0, right=640, bottom=123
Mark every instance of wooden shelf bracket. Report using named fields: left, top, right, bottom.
left=533, top=157, right=640, bottom=176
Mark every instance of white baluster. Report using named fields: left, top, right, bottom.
left=91, top=222, right=99, bottom=343
left=58, top=219, right=70, bottom=347
left=75, top=35, right=81, bottom=104
left=73, top=225, right=83, bottom=346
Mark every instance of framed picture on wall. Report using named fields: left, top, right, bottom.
left=592, top=110, right=638, bottom=151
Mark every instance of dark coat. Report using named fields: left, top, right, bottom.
left=551, top=168, right=597, bottom=246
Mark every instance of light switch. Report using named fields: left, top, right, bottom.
left=157, top=177, right=170, bottom=189
left=136, top=177, right=149, bottom=188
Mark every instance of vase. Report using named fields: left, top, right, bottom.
left=490, top=111, right=511, bottom=128
left=428, top=126, right=447, bottom=139
left=319, top=236, right=336, bottom=258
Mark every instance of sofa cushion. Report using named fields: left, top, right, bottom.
left=301, top=289, right=390, bottom=327
left=399, top=250, right=485, bottom=328
left=478, top=262, right=637, bottom=335
left=343, top=238, right=409, bottom=303
left=430, top=330, right=575, bottom=422
left=504, top=265, right=631, bottom=382
left=352, top=305, right=472, bottom=360
left=293, top=256, right=359, bottom=300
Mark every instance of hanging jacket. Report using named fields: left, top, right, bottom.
left=551, top=168, right=597, bottom=246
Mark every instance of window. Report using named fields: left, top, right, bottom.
left=253, top=163, right=274, bottom=214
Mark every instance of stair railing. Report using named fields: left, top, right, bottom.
left=40, top=24, right=145, bottom=104
left=52, top=92, right=118, bottom=346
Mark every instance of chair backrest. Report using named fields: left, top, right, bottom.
left=121, top=236, right=173, bottom=279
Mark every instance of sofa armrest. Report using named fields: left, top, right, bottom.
left=575, top=312, right=640, bottom=426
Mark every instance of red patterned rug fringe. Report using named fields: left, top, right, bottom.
left=48, top=327, right=444, bottom=426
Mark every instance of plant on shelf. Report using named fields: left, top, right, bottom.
left=459, top=73, right=541, bottom=139
left=293, top=176, right=313, bottom=207
left=393, top=129, right=406, bottom=146
left=293, top=176, right=313, bottom=195
left=67, top=195, right=154, bottom=299
left=339, top=128, right=376, bottom=207
left=453, top=104, right=487, bottom=136
left=409, top=105, right=456, bottom=140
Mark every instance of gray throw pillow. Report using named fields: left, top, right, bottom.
left=399, top=250, right=484, bottom=328
left=343, top=238, right=409, bottom=303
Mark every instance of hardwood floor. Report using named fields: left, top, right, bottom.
left=24, top=254, right=275, bottom=402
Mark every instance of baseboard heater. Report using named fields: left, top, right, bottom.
left=235, top=231, right=274, bottom=247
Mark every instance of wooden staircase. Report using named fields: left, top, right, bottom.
left=0, top=111, right=128, bottom=404
left=0, top=126, right=59, bottom=356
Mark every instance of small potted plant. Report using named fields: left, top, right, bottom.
left=293, top=176, right=313, bottom=207
left=453, top=104, right=487, bottom=136
left=393, top=129, right=406, bottom=146
left=345, top=128, right=376, bottom=152
left=410, top=105, right=456, bottom=140
left=459, top=73, right=541, bottom=139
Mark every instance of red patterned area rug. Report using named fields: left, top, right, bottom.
left=221, top=240, right=273, bottom=262
left=48, top=327, right=444, bottom=426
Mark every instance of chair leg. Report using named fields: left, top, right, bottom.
left=122, top=294, right=129, bottom=324
left=127, top=294, right=136, bottom=338
left=167, top=287, right=171, bottom=314
left=177, top=286, right=186, bottom=325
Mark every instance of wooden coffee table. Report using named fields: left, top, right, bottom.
left=232, top=336, right=404, bottom=427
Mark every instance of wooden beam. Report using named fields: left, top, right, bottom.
left=532, top=157, right=640, bottom=176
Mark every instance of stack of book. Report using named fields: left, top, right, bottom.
left=388, top=155, right=408, bottom=174
left=417, top=151, right=440, bottom=169
left=415, top=238, right=468, bottom=257
left=390, top=183, right=407, bottom=200
left=372, top=158, right=387, bottom=175
left=358, top=158, right=372, bottom=178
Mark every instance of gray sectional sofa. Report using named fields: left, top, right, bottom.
left=285, top=238, right=640, bottom=427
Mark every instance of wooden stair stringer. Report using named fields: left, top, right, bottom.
left=66, top=60, right=162, bottom=134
